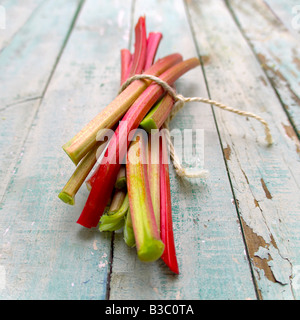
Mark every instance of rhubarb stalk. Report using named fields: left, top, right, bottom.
left=126, top=132, right=164, bottom=262
left=58, top=140, right=107, bottom=205
left=115, top=165, right=126, bottom=189
left=120, top=48, right=132, bottom=85
left=160, top=130, right=179, bottom=274
left=107, top=188, right=126, bottom=214
left=140, top=93, right=174, bottom=132
left=63, top=53, right=182, bottom=165
left=76, top=58, right=200, bottom=228
left=147, top=133, right=160, bottom=229
left=99, top=193, right=129, bottom=232
left=128, top=16, right=147, bottom=78
left=124, top=209, right=135, bottom=248
left=145, top=32, right=163, bottom=70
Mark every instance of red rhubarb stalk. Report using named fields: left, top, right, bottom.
left=77, top=58, right=200, bottom=228
left=63, top=53, right=182, bottom=165
left=144, top=32, right=163, bottom=70
left=160, top=129, right=179, bottom=274
left=126, top=132, right=164, bottom=262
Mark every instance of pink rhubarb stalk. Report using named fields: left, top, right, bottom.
left=76, top=58, right=200, bottom=228
left=120, top=48, right=132, bottom=85
left=62, top=53, right=182, bottom=165
left=160, top=129, right=179, bottom=274
left=128, top=16, right=147, bottom=78
left=126, top=132, right=164, bottom=262
left=144, top=32, right=163, bottom=70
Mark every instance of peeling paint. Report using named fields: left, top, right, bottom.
left=93, top=239, right=98, bottom=251
left=223, top=144, right=231, bottom=160
left=241, top=217, right=276, bottom=283
left=200, top=55, right=211, bottom=65
left=282, top=123, right=300, bottom=153
left=260, top=178, right=272, bottom=199
left=241, top=217, right=293, bottom=293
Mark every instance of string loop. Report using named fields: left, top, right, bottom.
left=119, top=74, right=273, bottom=179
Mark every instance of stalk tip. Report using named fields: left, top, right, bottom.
left=58, top=191, right=75, bottom=205
left=137, top=239, right=165, bottom=262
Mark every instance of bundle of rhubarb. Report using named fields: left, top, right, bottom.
left=59, top=16, right=200, bottom=274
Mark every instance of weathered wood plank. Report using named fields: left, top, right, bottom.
left=0, top=0, right=44, bottom=52
left=226, top=0, right=300, bottom=139
left=0, top=0, right=133, bottom=299
left=109, top=0, right=257, bottom=300
left=187, top=0, right=300, bottom=299
left=263, top=0, right=300, bottom=41
left=0, top=0, right=85, bottom=202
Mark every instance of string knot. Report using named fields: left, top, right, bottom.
left=119, top=73, right=273, bottom=179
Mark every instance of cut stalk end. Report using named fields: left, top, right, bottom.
left=137, top=238, right=165, bottom=262
left=58, top=192, right=75, bottom=205
left=62, top=142, right=79, bottom=166
left=140, top=117, right=158, bottom=132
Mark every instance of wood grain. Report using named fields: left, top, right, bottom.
left=227, top=0, right=300, bottom=139
left=1, top=0, right=299, bottom=300
left=263, top=0, right=300, bottom=41
left=0, top=0, right=44, bottom=51
left=0, top=0, right=132, bottom=299
left=187, top=0, right=300, bottom=299
left=0, top=0, right=85, bottom=202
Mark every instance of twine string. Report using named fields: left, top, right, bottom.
left=119, top=74, right=273, bottom=179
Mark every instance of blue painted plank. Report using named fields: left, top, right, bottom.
left=187, top=0, right=300, bottom=299
left=227, top=0, right=300, bottom=138
left=0, top=0, right=84, bottom=201
left=0, top=0, right=132, bottom=299
left=0, top=0, right=44, bottom=51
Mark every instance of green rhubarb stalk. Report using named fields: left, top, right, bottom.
left=62, top=53, right=182, bottom=165
left=147, top=133, right=160, bottom=229
left=99, top=193, right=129, bottom=232
left=124, top=209, right=135, bottom=248
left=58, top=141, right=107, bottom=205
left=107, top=189, right=126, bottom=215
left=115, top=165, right=126, bottom=189
left=77, top=57, right=200, bottom=229
left=126, top=132, right=164, bottom=262
left=140, top=92, right=174, bottom=132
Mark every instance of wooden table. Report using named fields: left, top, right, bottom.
left=0, top=0, right=299, bottom=300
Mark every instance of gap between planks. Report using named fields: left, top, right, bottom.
left=225, top=0, right=300, bottom=141
left=183, top=0, right=260, bottom=300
